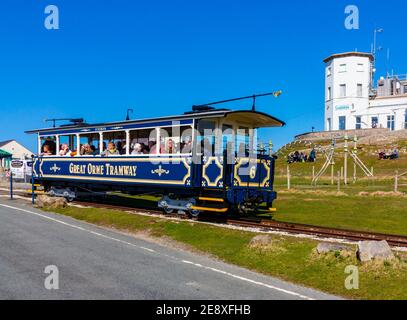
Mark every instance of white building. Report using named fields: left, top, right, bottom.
left=0, top=140, right=33, bottom=160
left=324, top=52, right=407, bottom=131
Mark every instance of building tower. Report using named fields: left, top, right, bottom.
left=324, top=52, right=373, bottom=131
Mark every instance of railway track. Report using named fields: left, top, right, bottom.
left=225, top=218, right=407, bottom=248
left=72, top=199, right=407, bottom=248
left=3, top=190, right=407, bottom=248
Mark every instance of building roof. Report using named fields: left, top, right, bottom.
left=0, top=149, right=12, bottom=158
left=0, top=140, right=15, bottom=148
left=323, top=52, right=374, bottom=63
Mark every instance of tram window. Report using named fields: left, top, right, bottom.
left=40, top=136, right=57, bottom=156
left=129, top=129, right=157, bottom=155
left=196, top=120, right=216, bottom=156
left=160, top=127, right=177, bottom=154
left=236, top=127, right=249, bottom=156
left=180, top=126, right=193, bottom=154
left=59, top=135, right=77, bottom=156
left=158, top=125, right=193, bottom=155
left=102, top=131, right=126, bottom=155
left=222, top=124, right=234, bottom=153
left=79, top=133, right=99, bottom=156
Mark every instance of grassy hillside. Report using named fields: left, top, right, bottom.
left=274, top=135, right=407, bottom=192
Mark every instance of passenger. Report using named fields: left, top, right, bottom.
left=81, top=144, right=94, bottom=156
left=117, top=141, right=125, bottom=155
left=166, top=139, right=175, bottom=154
left=59, top=144, right=70, bottom=156
left=41, top=144, right=53, bottom=156
left=131, top=143, right=143, bottom=155
left=149, top=141, right=157, bottom=154
left=137, top=142, right=149, bottom=154
left=90, top=145, right=98, bottom=155
left=104, top=142, right=120, bottom=156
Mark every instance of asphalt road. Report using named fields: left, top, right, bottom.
left=0, top=198, right=339, bottom=300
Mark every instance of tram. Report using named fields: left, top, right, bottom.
left=26, top=93, right=285, bottom=215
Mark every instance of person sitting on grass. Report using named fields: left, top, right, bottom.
left=390, top=148, right=399, bottom=160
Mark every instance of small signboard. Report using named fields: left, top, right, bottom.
left=10, top=160, right=33, bottom=179
left=10, top=160, right=25, bottom=179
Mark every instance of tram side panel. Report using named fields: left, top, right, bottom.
left=33, top=156, right=194, bottom=194
left=228, top=155, right=277, bottom=206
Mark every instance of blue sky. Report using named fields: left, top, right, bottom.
left=0, top=0, right=406, bottom=152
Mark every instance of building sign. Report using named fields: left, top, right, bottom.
left=10, top=160, right=25, bottom=179
left=335, top=105, right=350, bottom=111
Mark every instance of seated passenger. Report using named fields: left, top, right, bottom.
left=59, top=144, right=70, bottom=156
left=149, top=141, right=157, bottom=154
left=131, top=143, right=143, bottom=155
left=104, top=142, right=120, bottom=156
left=90, top=145, right=98, bottom=155
left=41, top=144, right=53, bottom=156
left=117, top=141, right=125, bottom=155
left=81, top=144, right=94, bottom=156
left=166, top=139, right=175, bottom=154
left=140, top=143, right=149, bottom=154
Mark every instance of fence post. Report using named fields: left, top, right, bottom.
left=287, top=165, right=291, bottom=190
left=395, top=170, right=398, bottom=193
left=31, top=172, right=35, bottom=205
left=344, top=135, right=348, bottom=185
left=9, top=171, right=13, bottom=200
left=337, top=170, right=340, bottom=192
left=312, top=166, right=315, bottom=181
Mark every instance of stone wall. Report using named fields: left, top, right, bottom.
left=295, top=128, right=393, bottom=142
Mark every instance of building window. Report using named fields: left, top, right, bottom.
left=404, top=85, right=407, bottom=94
left=327, top=67, right=332, bottom=77
left=387, top=115, right=395, bottom=131
left=327, top=87, right=332, bottom=100
left=371, top=117, right=378, bottom=128
left=339, top=84, right=346, bottom=97
left=405, top=111, right=407, bottom=129
left=357, top=84, right=363, bottom=97
left=327, top=118, right=331, bottom=131
left=339, top=64, right=347, bottom=73
left=355, top=116, right=362, bottom=129
left=357, top=63, right=364, bottom=72
left=339, top=116, right=346, bottom=130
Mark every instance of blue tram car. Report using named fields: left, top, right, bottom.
left=26, top=101, right=284, bottom=216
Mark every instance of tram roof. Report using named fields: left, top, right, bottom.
left=26, top=109, right=285, bottom=135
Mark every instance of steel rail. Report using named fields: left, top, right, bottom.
left=4, top=191, right=406, bottom=248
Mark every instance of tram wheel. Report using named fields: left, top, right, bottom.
left=237, top=203, right=249, bottom=215
left=163, top=207, right=174, bottom=214
left=188, top=208, right=201, bottom=217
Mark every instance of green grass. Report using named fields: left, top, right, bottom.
left=272, top=190, right=407, bottom=236
left=48, top=206, right=407, bottom=300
